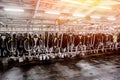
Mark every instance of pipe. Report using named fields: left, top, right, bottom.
left=33, top=0, right=41, bottom=18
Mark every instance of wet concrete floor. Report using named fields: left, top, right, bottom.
left=1, top=54, right=120, bottom=80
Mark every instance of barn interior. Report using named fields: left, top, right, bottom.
left=0, top=0, right=120, bottom=80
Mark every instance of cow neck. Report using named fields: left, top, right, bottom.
left=1, top=36, right=6, bottom=41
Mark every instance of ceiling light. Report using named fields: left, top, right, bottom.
left=45, top=11, right=60, bottom=15
left=61, top=0, right=89, bottom=6
left=61, top=0, right=82, bottom=5
left=4, top=8, right=24, bottom=12
left=101, top=1, right=120, bottom=5
left=73, top=13, right=86, bottom=18
left=97, top=6, right=111, bottom=10
left=107, top=16, right=116, bottom=21
left=90, top=15, right=101, bottom=19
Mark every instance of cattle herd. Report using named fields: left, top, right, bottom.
left=0, top=31, right=120, bottom=63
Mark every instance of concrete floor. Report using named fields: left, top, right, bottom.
left=0, top=54, right=120, bottom=80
